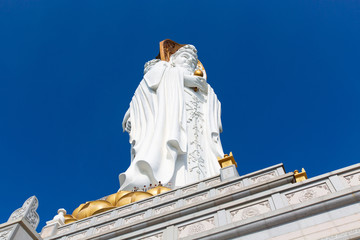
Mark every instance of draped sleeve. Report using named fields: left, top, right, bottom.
left=143, top=61, right=169, bottom=91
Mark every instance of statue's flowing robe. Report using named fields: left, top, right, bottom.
left=119, top=61, right=224, bottom=190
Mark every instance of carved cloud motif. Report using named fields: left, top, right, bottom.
left=230, top=201, right=271, bottom=222
left=286, top=184, right=331, bottom=205
left=178, top=218, right=215, bottom=238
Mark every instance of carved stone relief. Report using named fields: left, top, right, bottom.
left=140, top=233, right=163, bottom=240
left=230, top=201, right=271, bottom=222
left=117, top=207, right=131, bottom=216
left=178, top=217, right=215, bottom=238
left=185, top=193, right=208, bottom=204
left=94, top=222, right=116, bottom=234
left=138, top=200, right=153, bottom=209
left=249, top=171, right=276, bottom=184
left=183, top=185, right=198, bottom=194
left=160, top=192, right=175, bottom=202
left=68, top=231, right=87, bottom=240
left=96, top=213, right=111, bottom=222
left=125, top=213, right=145, bottom=224
left=9, top=199, right=30, bottom=221
left=218, top=182, right=243, bottom=195
left=286, top=183, right=331, bottom=205
left=205, top=178, right=221, bottom=187
left=76, top=220, right=91, bottom=229
left=8, top=196, right=39, bottom=229
left=185, top=90, right=207, bottom=182
left=56, top=226, right=71, bottom=235
left=0, top=228, right=13, bottom=240
left=343, top=172, right=360, bottom=187
left=154, top=203, right=176, bottom=215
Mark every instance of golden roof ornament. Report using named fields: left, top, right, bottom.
left=218, top=152, right=237, bottom=168
left=294, top=168, right=308, bottom=182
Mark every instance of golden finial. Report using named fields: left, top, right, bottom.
left=218, top=152, right=237, bottom=168
left=294, top=168, right=308, bottom=182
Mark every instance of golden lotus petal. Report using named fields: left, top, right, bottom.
left=146, top=186, right=171, bottom=196
left=116, top=192, right=153, bottom=207
left=76, top=200, right=113, bottom=219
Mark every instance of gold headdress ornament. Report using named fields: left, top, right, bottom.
left=156, top=39, right=206, bottom=78
left=156, top=39, right=185, bottom=62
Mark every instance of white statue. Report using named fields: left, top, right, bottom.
left=119, top=41, right=224, bottom=190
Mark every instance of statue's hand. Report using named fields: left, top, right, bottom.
left=184, top=75, right=208, bottom=94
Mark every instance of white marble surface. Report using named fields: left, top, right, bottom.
left=38, top=163, right=360, bottom=240
left=119, top=44, right=224, bottom=191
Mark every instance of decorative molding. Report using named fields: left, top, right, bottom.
left=159, top=192, right=175, bottom=202
left=38, top=163, right=360, bottom=240
left=138, top=200, right=153, bottom=208
left=125, top=213, right=145, bottom=224
left=178, top=217, right=215, bottom=238
left=286, top=183, right=331, bottom=205
left=154, top=203, right=176, bottom=215
left=67, top=231, right=86, bottom=240
left=57, top=226, right=71, bottom=235
left=8, top=196, right=39, bottom=229
left=218, top=182, right=243, bottom=195
left=116, top=207, right=131, bottom=216
left=76, top=220, right=90, bottom=229
left=343, top=172, right=360, bottom=187
left=185, top=193, right=208, bottom=204
left=96, top=213, right=111, bottom=222
left=249, top=171, right=276, bottom=184
left=94, top=222, right=116, bottom=234
left=140, top=232, right=163, bottom=240
left=0, top=228, right=13, bottom=240
left=138, top=200, right=153, bottom=209
left=230, top=201, right=271, bottom=222
left=183, top=185, right=198, bottom=194
left=205, top=178, right=221, bottom=187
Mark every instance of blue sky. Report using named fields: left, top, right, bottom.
left=0, top=0, right=359, bottom=230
